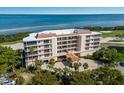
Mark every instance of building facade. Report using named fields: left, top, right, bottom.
left=23, top=29, right=101, bottom=66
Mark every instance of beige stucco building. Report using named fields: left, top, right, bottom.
left=23, top=28, right=101, bottom=66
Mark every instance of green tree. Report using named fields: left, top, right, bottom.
left=31, top=70, right=58, bottom=85
left=50, top=58, right=55, bottom=63
left=0, top=46, right=21, bottom=75
left=35, top=59, right=43, bottom=69
left=93, top=48, right=124, bottom=67
left=73, top=63, right=81, bottom=71
left=47, top=64, right=53, bottom=70
left=83, top=63, right=89, bottom=70
left=71, top=71, right=94, bottom=85
left=28, top=47, right=36, bottom=65
left=63, top=67, right=72, bottom=75
left=92, top=66, right=124, bottom=85
left=16, top=76, right=25, bottom=85
left=49, top=58, right=55, bottom=65
left=0, top=32, right=30, bottom=43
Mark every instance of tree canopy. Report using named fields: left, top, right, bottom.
left=31, top=70, right=59, bottom=85
left=92, top=48, right=124, bottom=66
left=83, top=26, right=124, bottom=31
left=0, top=46, right=21, bottom=74
left=0, top=32, right=30, bottom=43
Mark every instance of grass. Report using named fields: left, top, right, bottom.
left=101, top=43, right=124, bottom=48
left=0, top=40, right=22, bottom=45
left=101, top=30, right=124, bottom=37
left=0, top=64, right=7, bottom=75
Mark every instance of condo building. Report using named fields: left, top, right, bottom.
left=23, top=29, right=101, bottom=66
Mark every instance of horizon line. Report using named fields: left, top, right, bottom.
left=0, top=13, right=124, bottom=15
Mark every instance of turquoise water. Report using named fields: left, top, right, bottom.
left=1, top=14, right=124, bottom=34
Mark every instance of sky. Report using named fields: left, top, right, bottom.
left=0, top=7, right=124, bottom=14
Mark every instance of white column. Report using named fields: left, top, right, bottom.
left=80, top=35, right=86, bottom=52
left=52, top=37, right=57, bottom=58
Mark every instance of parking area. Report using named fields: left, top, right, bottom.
left=116, top=63, right=124, bottom=74
left=41, top=58, right=99, bottom=72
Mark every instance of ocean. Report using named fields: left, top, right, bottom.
left=1, top=14, right=124, bottom=34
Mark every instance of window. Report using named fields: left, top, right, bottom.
left=24, top=42, right=26, bottom=45
left=72, top=40, right=77, bottom=43
left=68, top=45, right=71, bottom=47
left=57, top=51, right=61, bottom=53
left=62, top=41, right=67, bottom=44
left=72, top=36, right=78, bottom=39
left=62, top=46, right=67, bottom=48
left=71, top=44, right=77, bottom=47
left=44, top=40, right=51, bottom=44
left=86, top=40, right=90, bottom=42
left=57, top=38, right=61, bottom=41
left=44, top=45, right=50, bottom=48
left=68, top=37, right=72, bottom=39
left=86, top=35, right=90, bottom=38
left=85, top=48, right=89, bottom=50
left=44, top=54, right=52, bottom=57
left=27, top=41, right=37, bottom=45
left=62, top=37, right=67, bottom=40
left=57, top=46, right=62, bottom=49
left=68, top=41, right=71, bottom=43
left=85, top=44, right=90, bottom=46
left=44, top=49, right=51, bottom=53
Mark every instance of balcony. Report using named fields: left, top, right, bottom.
left=25, top=44, right=37, bottom=47
left=57, top=37, right=78, bottom=42
left=26, top=53, right=39, bottom=57
left=44, top=53, right=52, bottom=57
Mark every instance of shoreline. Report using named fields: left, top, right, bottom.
left=0, top=25, right=124, bottom=35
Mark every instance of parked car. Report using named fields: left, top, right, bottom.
left=2, top=80, right=15, bottom=85
left=3, top=80, right=9, bottom=83
left=3, top=82, right=12, bottom=85
left=119, top=62, right=124, bottom=66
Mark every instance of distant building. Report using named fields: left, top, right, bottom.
left=23, top=29, right=101, bottom=67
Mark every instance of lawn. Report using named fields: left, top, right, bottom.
left=101, top=43, right=124, bottom=48
left=101, top=30, right=124, bottom=37
left=0, top=40, right=22, bottom=45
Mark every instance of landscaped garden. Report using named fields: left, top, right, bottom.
left=1, top=37, right=124, bottom=84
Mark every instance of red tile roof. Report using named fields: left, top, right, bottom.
left=35, top=29, right=91, bottom=39
left=66, top=53, right=80, bottom=62
left=35, top=33, right=57, bottom=38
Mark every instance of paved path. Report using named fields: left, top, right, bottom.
left=101, top=37, right=115, bottom=43
left=78, top=58, right=98, bottom=71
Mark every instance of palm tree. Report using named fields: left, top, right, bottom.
left=54, top=68, right=63, bottom=77
left=29, top=47, right=34, bottom=54
left=35, top=59, right=43, bottom=69
left=40, top=60, right=43, bottom=65
left=73, top=63, right=81, bottom=71
left=49, top=58, right=55, bottom=65
left=63, top=67, right=72, bottom=75
left=50, top=58, right=55, bottom=62
left=47, top=64, right=53, bottom=70
left=16, top=49, right=23, bottom=66
left=28, top=47, right=35, bottom=65
left=83, top=63, right=89, bottom=70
